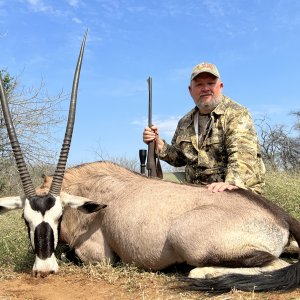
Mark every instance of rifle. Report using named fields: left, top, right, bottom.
left=145, top=76, right=163, bottom=178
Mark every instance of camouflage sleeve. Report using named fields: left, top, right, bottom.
left=224, top=109, right=263, bottom=189
left=158, top=124, right=187, bottom=167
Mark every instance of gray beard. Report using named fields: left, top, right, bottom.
left=196, top=94, right=223, bottom=113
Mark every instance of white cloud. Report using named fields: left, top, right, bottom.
left=26, top=0, right=49, bottom=11
left=27, top=0, right=40, bottom=5
left=132, top=115, right=180, bottom=138
left=25, top=0, right=64, bottom=16
left=126, top=6, right=145, bottom=14
left=66, top=0, right=80, bottom=7
left=72, top=17, right=82, bottom=24
left=157, top=116, right=180, bottom=137
left=202, top=0, right=225, bottom=18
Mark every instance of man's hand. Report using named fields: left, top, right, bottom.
left=143, top=125, right=164, bottom=152
left=207, top=182, right=239, bottom=193
left=143, top=125, right=158, bottom=143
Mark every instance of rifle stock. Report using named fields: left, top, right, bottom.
left=147, top=141, right=158, bottom=177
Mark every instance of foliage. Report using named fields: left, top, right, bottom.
left=0, top=69, right=17, bottom=95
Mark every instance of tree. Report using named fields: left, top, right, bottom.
left=292, top=111, right=300, bottom=132
left=256, top=114, right=300, bottom=171
left=0, top=70, right=67, bottom=163
left=0, top=70, right=67, bottom=195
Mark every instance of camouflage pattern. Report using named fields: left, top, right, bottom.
left=159, top=95, right=265, bottom=194
left=190, top=62, right=220, bottom=80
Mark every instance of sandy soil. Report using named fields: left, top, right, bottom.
left=0, top=273, right=150, bottom=300
left=1, top=273, right=300, bottom=300
left=0, top=272, right=192, bottom=300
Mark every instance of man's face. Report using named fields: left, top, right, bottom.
left=189, top=73, right=223, bottom=114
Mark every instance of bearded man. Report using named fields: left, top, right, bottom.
left=143, top=62, right=265, bottom=194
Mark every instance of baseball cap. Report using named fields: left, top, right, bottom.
left=190, top=62, right=220, bottom=81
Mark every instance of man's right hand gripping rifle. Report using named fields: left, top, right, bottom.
left=143, top=125, right=164, bottom=153
left=143, top=125, right=164, bottom=178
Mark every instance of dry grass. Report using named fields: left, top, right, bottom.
left=0, top=210, right=34, bottom=276
left=56, top=263, right=265, bottom=299
left=0, top=170, right=299, bottom=299
left=264, top=171, right=300, bottom=219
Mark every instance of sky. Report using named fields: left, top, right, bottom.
left=1, top=0, right=300, bottom=166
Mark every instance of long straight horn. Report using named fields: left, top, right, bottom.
left=0, top=75, right=36, bottom=198
left=49, top=31, right=87, bottom=196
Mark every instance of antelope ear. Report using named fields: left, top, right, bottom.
left=0, top=196, right=25, bottom=214
left=60, top=192, right=107, bottom=214
left=77, top=201, right=107, bottom=214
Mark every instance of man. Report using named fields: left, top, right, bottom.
left=143, top=62, right=265, bottom=194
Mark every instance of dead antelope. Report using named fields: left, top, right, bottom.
left=35, top=161, right=299, bottom=292
left=0, top=32, right=106, bottom=277
left=1, top=37, right=300, bottom=293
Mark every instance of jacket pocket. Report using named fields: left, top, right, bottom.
left=175, top=135, right=197, bottom=161
left=176, top=135, right=191, bottom=144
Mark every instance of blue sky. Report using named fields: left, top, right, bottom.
left=1, top=0, right=300, bottom=165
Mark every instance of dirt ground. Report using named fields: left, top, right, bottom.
left=1, top=273, right=300, bottom=300
left=0, top=273, right=192, bottom=300
left=0, top=273, right=150, bottom=300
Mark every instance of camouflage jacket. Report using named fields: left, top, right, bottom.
left=159, top=95, right=265, bottom=194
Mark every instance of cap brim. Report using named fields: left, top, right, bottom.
left=191, top=71, right=219, bottom=81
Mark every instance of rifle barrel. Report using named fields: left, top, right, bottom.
left=146, top=76, right=156, bottom=177
left=147, top=76, right=152, bottom=127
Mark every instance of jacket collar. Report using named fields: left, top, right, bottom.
left=211, top=95, right=229, bottom=116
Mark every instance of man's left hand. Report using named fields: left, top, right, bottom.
left=207, top=182, right=239, bottom=193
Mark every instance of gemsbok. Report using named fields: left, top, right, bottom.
left=1, top=33, right=300, bottom=292
left=0, top=32, right=106, bottom=277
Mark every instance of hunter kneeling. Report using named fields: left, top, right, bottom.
left=143, top=62, right=265, bottom=194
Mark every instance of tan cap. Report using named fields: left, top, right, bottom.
left=190, top=62, right=220, bottom=81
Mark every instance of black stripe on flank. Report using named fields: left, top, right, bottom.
left=29, top=194, right=56, bottom=216
left=34, top=222, right=54, bottom=259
